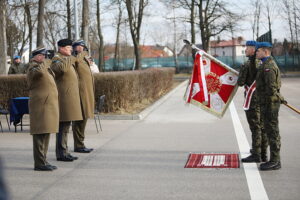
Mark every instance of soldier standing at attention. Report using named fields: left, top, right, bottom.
left=27, top=47, right=59, bottom=171
left=72, top=40, right=94, bottom=153
left=238, top=40, right=268, bottom=163
left=51, top=39, right=83, bottom=162
left=8, top=56, right=26, bottom=74
left=255, top=42, right=282, bottom=171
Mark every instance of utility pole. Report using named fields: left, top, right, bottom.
left=74, top=0, right=79, bottom=40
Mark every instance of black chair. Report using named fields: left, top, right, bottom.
left=0, top=105, right=10, bottom=132
left=94, top=95, right=105, bottom=133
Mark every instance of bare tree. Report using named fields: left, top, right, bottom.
left=82, top=0, right=89, bottom=44
left=249, top=0, right=261, bottom=40
left=0, top=0, right=7, bottom=74
left=36, top=0, right=45, bottom=47
left=67, top=0, right=72, bottom=39
left=111, top=0, right=124, bottom=70
left=24, top=0, right=34, bottom=53
left=196, top=0, right=239, bottom=52
left=125, top=0, right=149, bottom=70
left=162, top=0, right=197, bottom=45
left=96, top=0, right=104, bottom=71
left=292, top=0, right=299, bottom=49
left=283, top=0, right=295, bottom=48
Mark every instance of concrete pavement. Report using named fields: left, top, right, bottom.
left=0, top=78, right=299, bottom=200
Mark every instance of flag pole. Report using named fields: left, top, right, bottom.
left=183, top=39, right=239, bottom=74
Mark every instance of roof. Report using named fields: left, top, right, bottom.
left=140, top=45, right=171, bottom=58
left=210, top=37, right=245, bottom=48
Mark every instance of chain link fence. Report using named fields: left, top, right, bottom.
left=97, top=55, right=300, bottom=72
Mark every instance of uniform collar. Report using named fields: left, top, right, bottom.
left=260, top=56, right=270, bottom=63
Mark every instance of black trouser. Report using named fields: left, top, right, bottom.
left=56, top=121, right=71, bottom=159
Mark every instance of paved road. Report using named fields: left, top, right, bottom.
left=0, top=78, right=299, bottom=200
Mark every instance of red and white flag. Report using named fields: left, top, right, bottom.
left=184, top=50, right=239, bottom=118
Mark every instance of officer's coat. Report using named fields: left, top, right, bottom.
left=50, top=53, right=83, bottom=122
left=27, top=60, right=59, bottom=134
left=74, top=51, right=95, bottom=119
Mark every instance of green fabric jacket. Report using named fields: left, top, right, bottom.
left=237, top=57, right=258, bottom=87
left=256, top=56, right=281, bottom=104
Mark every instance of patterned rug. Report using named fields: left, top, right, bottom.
left=185, top=153, right=240, bottom=168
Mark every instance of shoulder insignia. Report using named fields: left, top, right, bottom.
left=52, top=60, right=61, bottom=64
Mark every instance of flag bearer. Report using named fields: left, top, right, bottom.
left=255, top=42, right=282, bottom=171
left=238, top=40, right=268, bottom=163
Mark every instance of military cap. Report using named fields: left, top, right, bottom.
left=72, top=39, right=86, bottom=48
left=256, top=42, right=272, bottom=49
left=13, top=55, right=21, bottom=60
left=57, top=39, right=73, bottom=47
left=32, top=47, right=47, bottom=57
left=245, top=40, right=256, bottom=46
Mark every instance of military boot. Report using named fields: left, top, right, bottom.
left=241, top=154, right=261, bottom=163
left=261, top=153, right=267, bottom=162
left=250, top=149, right=253, bottom=154
left=260, top=161, right=281, bottom=171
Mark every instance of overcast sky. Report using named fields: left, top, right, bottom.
left=98, top=0, right=288, bottom=47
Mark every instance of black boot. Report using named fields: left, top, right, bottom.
left=260, top=161, right=281, bottom=171
left=261, top=154, right=267, bottom=162
left=241, top=154, right=261, bottom=163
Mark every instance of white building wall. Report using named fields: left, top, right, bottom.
left=210, top=45, right=246, bottom=57
left=235, top=46, right=246, bottom=56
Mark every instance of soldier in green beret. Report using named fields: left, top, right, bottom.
left=238, top=40, right=268, bottom=163
left=255, top=42, right=283, bottom=171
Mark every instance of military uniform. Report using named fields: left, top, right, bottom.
left=51, top=49, right=83, bottom=161
left=238, top=57, right=268, bottom=162
left=8, top=63, right=26, bottom=74
left=27, top=50, right=59, bottom=171
left=72, top=45, right=95, bottom=153
left=256, top=56, right=282, bottom=167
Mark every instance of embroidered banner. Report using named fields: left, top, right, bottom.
left=184, top=50, right=239, bottom=118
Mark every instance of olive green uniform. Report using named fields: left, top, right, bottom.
left=8, top=63, right=26, bottom=74
left=256, top=56, right=281, bottom=162
left=237, top=57, right=268, bottom=158
left=50, top=53, right=83, bottom=159
left=27, top=60, right=59, bottom=168
left=72, top=51, right=95, bottom=150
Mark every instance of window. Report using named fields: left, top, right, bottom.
left=223, top=51, right=225, bottom=56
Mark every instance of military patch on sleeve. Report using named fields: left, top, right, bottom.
left=264, top=68, right=270, bottom=72
left=52, top=60, right=61, bottom=64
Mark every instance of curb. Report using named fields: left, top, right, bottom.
left=100, top=80, right=189, bottom=120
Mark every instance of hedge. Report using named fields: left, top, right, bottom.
left=0, top=68, right=175, bottom=113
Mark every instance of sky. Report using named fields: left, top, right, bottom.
left=99, top=0, right=289, bottom=47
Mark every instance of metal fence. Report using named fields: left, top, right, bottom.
left=97, top=55, right=300, bottom=72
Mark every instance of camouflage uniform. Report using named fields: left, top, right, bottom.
left=256, top=56, right=281, bottom=162
left=238, top=57, right=268, bottom=159
left=8, top=63, right=26, bottom=74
